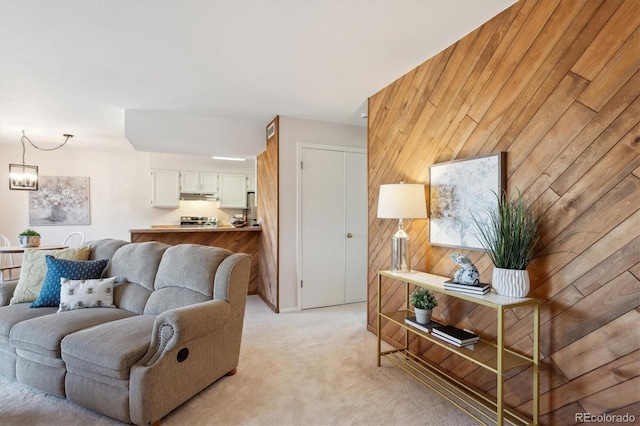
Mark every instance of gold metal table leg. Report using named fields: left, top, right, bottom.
left=533, top=302, right=540, bottom=425
left=497, top=306, right=504, bottom=425
left=405, top=281, right=410, bottom=351
left=377, top=273, right=382, bottom=367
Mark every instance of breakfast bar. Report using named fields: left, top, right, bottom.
left=129, top=226, right=261, bottom=294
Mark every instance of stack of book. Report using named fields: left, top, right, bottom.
left=431, top=325, right=480, bottom=347
left=443, top=279, right=490, bottom=295
left=404, top=316, right=441, bottom=333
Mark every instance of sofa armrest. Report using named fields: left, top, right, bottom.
left=140, top=299, right=230, bottom=366
left=0, top=281, right=18, bottom=306
left=129, top=252, right=250, bottom=426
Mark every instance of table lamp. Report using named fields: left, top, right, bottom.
left=377, top=183, right=427, bottom=272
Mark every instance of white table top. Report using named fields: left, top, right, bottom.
left=0, top=245, right=67, bottom=254
left=379, top=270, right=538, bottom=308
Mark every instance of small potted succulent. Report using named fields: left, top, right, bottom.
left=19, top=229, right=41, bottom=248
left=409, top=287, right=438, bottom=324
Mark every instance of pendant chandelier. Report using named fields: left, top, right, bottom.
left=9, top=130, right=73, bottom=190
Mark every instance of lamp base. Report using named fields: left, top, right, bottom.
left=391, top=221, right=410, bottom=272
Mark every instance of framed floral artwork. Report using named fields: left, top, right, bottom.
left=29, top=176, right=90, bottom=225
left=429, top=153, right=505, bottom=250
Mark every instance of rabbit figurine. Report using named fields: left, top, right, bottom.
left=451, top=253, right=480, bottom=285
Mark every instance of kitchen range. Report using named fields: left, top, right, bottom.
left=180, top=216, right=219, bottom=227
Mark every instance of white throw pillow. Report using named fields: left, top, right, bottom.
left=57, top=277, right=116, bottom=312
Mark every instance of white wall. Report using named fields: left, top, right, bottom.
left=278, top=116, right=366, bottom=311
left=0, top=117, right=364, bottom=311
left=0, top=145, right=252, bottom=249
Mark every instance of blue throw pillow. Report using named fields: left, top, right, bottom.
left=30, top=256, right=109, bottom=308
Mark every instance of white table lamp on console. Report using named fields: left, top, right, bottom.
left=377, top=183, right=427, bottom=272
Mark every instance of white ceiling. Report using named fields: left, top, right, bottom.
left=0, top=0, right=515, bottom=157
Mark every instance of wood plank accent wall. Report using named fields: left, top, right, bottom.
left=257, top=116, right=280, bottom=312
left=367, top=1, right=639, bottom=424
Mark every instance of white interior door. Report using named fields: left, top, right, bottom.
left=345, top=152, right=367, bottom=303
left=301, top=148, right=345, bottom=309
left=300, top=147, right=367, bottom=309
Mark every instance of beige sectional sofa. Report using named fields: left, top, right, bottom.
left=0, top=239, right=251, bottom=425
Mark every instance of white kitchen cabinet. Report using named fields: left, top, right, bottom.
left=219, top=174, right=247, bottom=208
left=151, top=170, right=180, bottom=208
left=180, top=171, right=200, bottom=193
left=200, top=172, right=219, bottom=193
left=180, top=171, right=219, bottom=194
left=247, top=175, right=256, bottom=192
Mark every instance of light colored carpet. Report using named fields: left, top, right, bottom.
left=0, top=296, right=477, bottom=425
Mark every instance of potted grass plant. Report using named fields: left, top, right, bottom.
left=473, top=190, right=543, bottom=297
left=409, top=287, right=438, bottom=324
left=19, top=229, right=41, bottom=248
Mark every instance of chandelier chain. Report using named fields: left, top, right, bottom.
left=20, top=136, right=26, bottom=165
left=21, top=130, right=73, bottom=152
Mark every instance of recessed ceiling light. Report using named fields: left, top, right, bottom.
left=212, top=156, right=246, bottom=161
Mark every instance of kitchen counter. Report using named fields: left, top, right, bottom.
left=130, top=226, right=261, bottom=294
left=131, top=226, right=261, bottom=233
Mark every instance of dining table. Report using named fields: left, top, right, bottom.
left=0, top=245, right=67, bottom=283
left=0, top=245, right=67, bottom=254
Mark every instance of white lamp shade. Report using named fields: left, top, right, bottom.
left=377, top=183, right=427, bottom=219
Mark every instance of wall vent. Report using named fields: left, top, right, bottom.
left=267, top=122, right=276, bottom=139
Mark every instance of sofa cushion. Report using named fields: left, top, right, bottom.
left=144, top=244, right=232, bottom=315
left=110, top=242, right=169, bottom=292
left=0, top=303, right=57, bottom=347
left=154, top=244, right=232, bottom=295
left=144, top=288, right=210, bottom=315
left=31, top=257, right=109, bottom=308
left=62, top=315, right=156, bottom=380
left=106, top=242, right=169, bottom=315
left=10, top=246, right=91, bottom=305
left=10, top=308, right=135, bottom=358
left=113, top=281, right=153, bottom=315
left=87, top=239, right=129, bottom=270
left=58, top=277, right=117, bottom=312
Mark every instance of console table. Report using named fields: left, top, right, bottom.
left=377, top=270, right=540, bottom=425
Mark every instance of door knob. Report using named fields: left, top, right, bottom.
left=347, top=233, right=353, bottom=238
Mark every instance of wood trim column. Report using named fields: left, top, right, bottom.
left=257, top=116, right=280, bottom=312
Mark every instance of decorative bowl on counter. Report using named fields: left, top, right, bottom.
left=230, top=217, right=247, bottom=228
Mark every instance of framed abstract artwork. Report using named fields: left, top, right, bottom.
left=29, top=176, right=90, bottom=225
left=429, top=152, right=506, bottom=250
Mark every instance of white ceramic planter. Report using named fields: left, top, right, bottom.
left=19, top=235, right=41, bottom=248
left=414, top=308, right=432, bottom=324
left=492, top=267, right=530, bottom=298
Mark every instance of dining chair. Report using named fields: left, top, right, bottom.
left=63, top=231, right=85, bottom=248
left=0, top=234, right=20, bottom=284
